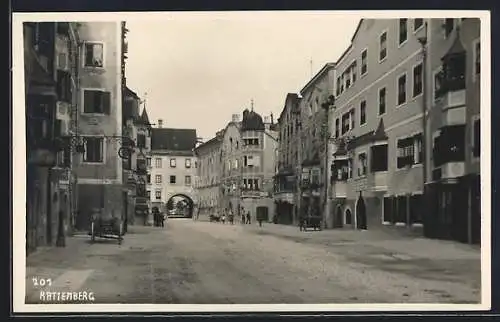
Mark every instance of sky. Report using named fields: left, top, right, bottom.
left=125, top=12, right=359, bottom=141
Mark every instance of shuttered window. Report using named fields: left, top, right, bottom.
left=83, top=90, right=111, bottom=114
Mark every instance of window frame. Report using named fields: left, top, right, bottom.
left=413, top=18, right=424, bottom=32
left=155, top=174, right=162, bottom=184
left=396, top=72, right=407, bottom=107
left=360, top=48, right=368, bottom=76
left=170, top=158, right=177, bottom=168
left=155, top=158, right=162, bottom=168
left=412, top=62, right=424, bottom=98
left=185, top=175, right=192, bottom=185
left=357, top=151, right=368, bottom=178
left=378, top=86, right=387, bottom=116
left=155, top=189, right=162, bottom=200
left=82, top=41, right=105, bottom=69
left=398, top=18, right=408, bottom=47
left=82, top=136, right=105, bottom=164
left=169, top=175, right=176, bottom=184
left=379, top=30, right=388, bottom=63
left=81, top=88, right=111, bottom=115
left=359, top=100, right=367, bottom=126
left=432, top=66, right=443, bottom=103
left=185, top=158, right=192, bottom=168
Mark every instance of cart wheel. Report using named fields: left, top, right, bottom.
left=91, top=222, right=95, bottom=243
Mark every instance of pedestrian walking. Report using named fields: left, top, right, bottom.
left=246, top=211, right=251, bottom=225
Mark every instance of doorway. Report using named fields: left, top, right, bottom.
left=335, top=205, right=343, bottom=228
left=356, top=197, right=367, bottom=230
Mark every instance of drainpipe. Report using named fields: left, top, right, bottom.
left=418, top=22, right=429, bottom=232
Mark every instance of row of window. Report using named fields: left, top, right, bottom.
left=334, top=62, right=424, bottom=137
left=226, top=155, right=261, bottom=170
left=146, top=157, right=192, bottom=169
left=331, top=136, right=423, bottom=180
left=335, top=18, right=469, bottom=102
left=336, top=19, right=426, bottom=98
left=147, top=174, right=192, bottom=185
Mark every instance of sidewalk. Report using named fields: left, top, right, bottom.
left=241, top=221, right=481, bottom=261
left=25, top=225, right=157, bottom=303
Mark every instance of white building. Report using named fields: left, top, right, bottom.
left=147, top=120, right=198, bottom=217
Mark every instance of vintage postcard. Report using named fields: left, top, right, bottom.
left=12, top=10, right=491, bottom=313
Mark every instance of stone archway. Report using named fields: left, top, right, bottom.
left=334, top=205, right=343, bottom=228
left=356, top=196, right=367, bottom=230
left=166, top=194, right=195, bottom=218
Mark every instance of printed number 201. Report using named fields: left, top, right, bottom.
left=32, top=277, right=52, bottom=287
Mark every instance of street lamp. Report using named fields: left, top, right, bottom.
left=321, top=95, right=335, bottom=229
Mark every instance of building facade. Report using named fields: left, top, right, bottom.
left=220, top=109, right=278, bottom=223
left=148, top=122, right=198, bottom=219
left=326, top=18, right=481, bottom=244
left=122, top=87, right=152, bottom=227
left=274, top=93, right=301, bottom=225
left=73, top=21, right=125, bottom=231
left=25, top=22, right=80, bottom=253
left=423, top=18, right=481, bottom=243
left=297, top=63, right=336, bottom=228
left=193, top=134, right=223, bottom=219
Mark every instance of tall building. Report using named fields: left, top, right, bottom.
left=148, top=121, right=198, bottom=219
left=72, top=21, right=125, bottom=231
left=219, top=108, right=278, bottom=223
left=327, top=18, right=481, bottom=244
left=297, top=63, right=336, bottom=228
left=25, top=22, right=80, bottom=253
left=274, top=93, right=301, bottom=225
left=122, top=87, right=152, bottom=227
left=423, top=18, right=481, bottom=243
left=193, top=133, right=223, bottom=219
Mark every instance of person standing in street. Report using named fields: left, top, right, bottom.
left=246, top=211, right=251, bottom=225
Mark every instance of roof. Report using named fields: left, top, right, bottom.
left=443, top=31, right=466, bottom=58
left=124, top=86, right=140, bottom=99
left=151, top=128, right=198, bottom=152
left=194, top=136, right=222, bottom=153
left=278, top=93, right=300, bottom=123
left=137, top=107, right=151, bottom=128
left=241, top=109, right=265, bottom=131
left=299, top=62, right=336, bottom=96
left=335, top=19, right=363, bottom=66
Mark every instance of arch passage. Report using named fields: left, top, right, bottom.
left=166, top=194, right=195, bottom=218
left=334, top=205, right=343, bottom=228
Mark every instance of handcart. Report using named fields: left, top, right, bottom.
left=88, top=208, right=124, bottom=245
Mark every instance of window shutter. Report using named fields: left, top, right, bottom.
left=102, top=91, right=111, bottom=114
left=84, top=91, right=94, bottom=113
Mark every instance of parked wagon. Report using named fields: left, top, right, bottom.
left=88, top=208, right=124, bottom=245
left=299, top=215, right=323, bottom=232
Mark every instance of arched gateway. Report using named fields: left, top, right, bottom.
left=165, top=193, right=195, bottom=218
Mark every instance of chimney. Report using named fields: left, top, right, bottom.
left=231, top=114, right=240, bottom=123
left=158, top=119, right=163, bottom=128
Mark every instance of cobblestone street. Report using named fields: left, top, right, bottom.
left=25, top=219, right=481, bottom=304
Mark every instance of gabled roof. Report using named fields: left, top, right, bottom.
left=151, top=128, right=198, bottom=152
left=299, top=62, right=336, bottom=96
left=124, top=86, right=140, bottom=99
left=278, top=93, right=300, bottom=124
left=138, top=107, right=151, bottom=126
left=335, top=19, right=363, bottom=66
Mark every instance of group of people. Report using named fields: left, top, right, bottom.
left=152, top=207, right=165, bottom=228
left=212, top=207, right=265, bottom=227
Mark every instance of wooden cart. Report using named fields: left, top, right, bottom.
left=88, top=208, right=124, bottom=245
